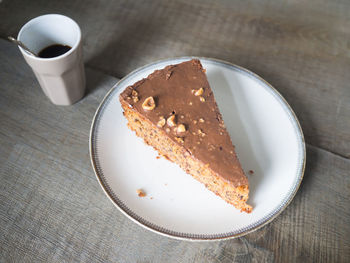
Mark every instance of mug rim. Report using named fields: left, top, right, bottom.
left=17, top=14, right=82, bottom=61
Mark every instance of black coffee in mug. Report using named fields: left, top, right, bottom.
left=38, top=44, right=71, bottom=58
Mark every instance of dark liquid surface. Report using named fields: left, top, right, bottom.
left=38, top=44, right=72, bottom=58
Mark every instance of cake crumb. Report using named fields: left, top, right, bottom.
left=137, top=189, right=146, bottom=197
left=150, top=197, right=153, bottom=200
left=157, top=116, right=166, bottom=127
left=156, top=155, right=161, bottom=159
left=249, top=170, right=254, bottom=175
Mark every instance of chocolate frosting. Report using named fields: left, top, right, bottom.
left=120, top=59, right=247, bottom=187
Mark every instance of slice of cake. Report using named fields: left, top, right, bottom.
left=119, top=59, right=252, bottom=213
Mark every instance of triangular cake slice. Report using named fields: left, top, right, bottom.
left=119, top=59, right=252, bottom=213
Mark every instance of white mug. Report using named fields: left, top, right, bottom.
left=18, top=14, right=86, bottom=105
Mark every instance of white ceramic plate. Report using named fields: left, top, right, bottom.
left=90, top=57, right=305, bottom=241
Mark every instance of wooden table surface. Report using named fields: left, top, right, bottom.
left=0, top=0, right=349, bottom=262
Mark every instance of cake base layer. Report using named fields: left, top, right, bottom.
left=121, top=100, right=252, bottom=213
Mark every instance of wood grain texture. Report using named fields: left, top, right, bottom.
left=0, top=0, right=350, bottom=261
left=1, top=37, right=350, bottom=263
left=0, top=0, right=349, bottom=157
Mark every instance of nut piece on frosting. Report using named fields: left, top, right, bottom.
left=167, top=115, right=176, bottom=127
left=176, top=124, right=186, bottom=133
left=165, top=71, right=172, bottom=80
left=175, top=137, right=184, bottom=144
left=131, top=90, right=139, bottom=103
left=192, top=87, right=204, bottom=96
left=157, top=117, right=166, bottom=127
left=198, top=129, right=206, bottom=137
left=142, top=96, right=156, bottom=111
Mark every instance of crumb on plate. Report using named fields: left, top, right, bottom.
left=137, top=189, right=146, bottom=197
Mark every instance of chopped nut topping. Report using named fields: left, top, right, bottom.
left=193, top=87, right=204, bottom=96
left=157, top=117, right=166, bottom=127
left=167, top=115, right=176, bottom=127
left=137, top=189, right=146, bottom=197
left=198, top=129, right=206, bottom=137
left=199, top=118, right=204, bottom=123
left=175, top=137, right=184, bottom=143
left=193, top=120, right=197, bottom=124
left=180, top=115, right=184, bottom=119
left=166, top=128, right=170, bottom=133
left=197, top=141, right=201, bottom=145
left=131, top=90, right=139, bottom=102
left=142, top=96, right=156, bottom=111
left=176, top=124, right=186, bottom=133
left=189, top=102, right=193, bottom=106
left=199, top=96, right=205, bottom=102
left=220, top=132, right=223, bottom=135
left=131, top=90, right=138, bottom=97
left=165, top=71, right=172, bottom=80
left=192, top=132, right=196, bottom=135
